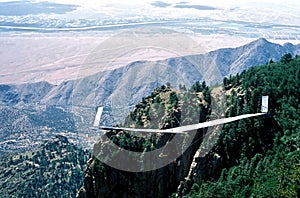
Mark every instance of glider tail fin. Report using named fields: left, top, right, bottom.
left=261, top=96, right=269, bottom=113
left=93, top=106, right=104, bottom=127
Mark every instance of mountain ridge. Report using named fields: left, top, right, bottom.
left=77, top=52, right=300, bottom=198
left=1, top=38, right=299, bottom=107
left=0, top=38, right=299, bottom=153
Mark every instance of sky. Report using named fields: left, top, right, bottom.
left=0, top=0, right=299, bottom=42
left=47, top=0, right=300, bottom=14
left=56, top=0, right=300, bottom=26
left=0, top=0, right=299, bottom=45
left=26, top=0, right=299, bottom=7
left=39, top=0, right=300, bottom=12
left=0, top=0, right=299, bottom=22
left=0, top=0, right=299, bottom=11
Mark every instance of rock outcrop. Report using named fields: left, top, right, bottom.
left=77, top=84, right=217, bottom=197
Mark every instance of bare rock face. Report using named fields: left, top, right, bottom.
left=77, top=131, right=204, bottom=198
left=76, top=125, right=225, bottom=198
left=176, top=152, right=223, bottom=196
left=76, top=85, right=211, bottom=198
left=76, top=82, right=227, bottom=198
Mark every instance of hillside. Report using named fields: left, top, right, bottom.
left=77, top=82, right=213, bottom=197
left=178, top=54, right=300, bottom=197
left=0, top=135, right=90, bottom=197
left=78, top=54, right=300, bottom=197
left=1, top=38, right=299, bottom=107
left=0, top=38, right=299, bottom=153
left=0, top=101, right=91, bottom=154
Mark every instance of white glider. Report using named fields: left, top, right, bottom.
left=93, top=96, right=269, bottom=133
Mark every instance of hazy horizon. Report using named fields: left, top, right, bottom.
left=0, top=0, right=299, bottom=84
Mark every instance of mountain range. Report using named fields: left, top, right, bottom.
left=77, top=52, right=300, bottom=198
left=0, top=38, right=299, bottom=153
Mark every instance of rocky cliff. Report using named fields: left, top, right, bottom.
left=76, top=55, right=300, bottom=197
left=76, top=83, right=220, bottom=197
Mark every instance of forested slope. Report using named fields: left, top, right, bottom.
left=179, top=54, right=300, bottom=197
left=78, top=54, right=299, bottom=198
left=0, top=135, right=90, bottom=198
left=77, top=83, right=213, bottom=198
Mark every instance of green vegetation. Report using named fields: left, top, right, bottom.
left=79, top=82, right=213, bottom=198
left=0, top=135, right=90, bottom=198
left=87, top=54, right=299, bottom=198
left=0, top=105, right=77, bottom=154
left=4, top=54, right=298, bottom=197
left=179, top=55, right=300, bottom=197
left=105, top=83, right=211, bottom=153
